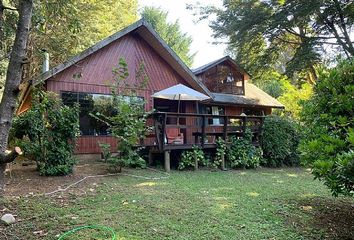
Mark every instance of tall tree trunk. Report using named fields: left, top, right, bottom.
left=0, top=0, right=33, bottom=195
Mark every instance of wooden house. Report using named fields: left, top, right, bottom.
left=17, top=19, right=284, bottom=164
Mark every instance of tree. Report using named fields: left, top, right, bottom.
left=141, top=6, right=195, bottom=67
left=26, top=0, right=137, bottom=79
left=300, top=58, right=354, bottom=197
left=1, top=0, right=137, bottom=83
left=195, top=0, right=354, bottom=83
left=277, top=80, right=312, bottom=120
left=79, top=0, right=137, bottom=48
left=0, top=0, right=33, bottom=194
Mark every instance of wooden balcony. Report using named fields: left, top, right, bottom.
left=144, top=112, right=264, bottom=152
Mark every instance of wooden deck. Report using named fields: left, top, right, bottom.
left=145, top=112, right=264, bottom=150
left=143, top=112, right=264, bottom=171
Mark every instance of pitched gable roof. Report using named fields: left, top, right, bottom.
left=192, top=56, right=250, bottom=78
left=33, top=19, right=212, bottom=97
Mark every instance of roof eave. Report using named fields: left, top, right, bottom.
left=192, top=56, right=251, bottom=78
left=206, top=99, right=285, bottom=109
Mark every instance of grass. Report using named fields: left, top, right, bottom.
left=2, top=167, right=354, bottom=239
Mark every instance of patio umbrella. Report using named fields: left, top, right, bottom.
left=152, top=83, right=210, bottom=106
left=152, top=83, right=210, bottom=124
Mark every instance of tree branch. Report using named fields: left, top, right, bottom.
left=323, top=18, right=352, bottom=56
left=0, top=1, right=17, bottom=11
left=1, top=5, right=17, bottom=11
left=333, top=0, right=354, bottom=55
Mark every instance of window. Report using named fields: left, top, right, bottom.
left=62, top=91, right=144, bottom=136
left=202, top=63, right=245, bottom=95
left=62, top=91, right=115, bottom=136
left=206, top=106, right=225, bottom=125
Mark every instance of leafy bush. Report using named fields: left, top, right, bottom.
left=98, top=143, right=111, bottom=162
left=213, top=137, right=227, bottom=169
left=227, top=129, right=262, bottom=169
left=179, top=146, right=205, bottom=170
left=300, top=59, right=354, bottom=196
left=11, top=90, right=80, bottom=176
left=261, top=115, right=300, bottom=167
left=277, top=80, right=312, bottom=120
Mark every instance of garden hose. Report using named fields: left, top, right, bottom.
left=58, top=225, right=116, bottom=240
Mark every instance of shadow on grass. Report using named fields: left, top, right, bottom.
left=282, top=196, right=354, bottom=240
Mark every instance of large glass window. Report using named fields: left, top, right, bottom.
left=62, top=91, right=144, bottom=136
left=62, top=92, right=115, bottom=136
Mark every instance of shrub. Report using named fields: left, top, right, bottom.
left=227, top=129, right=262, bottom=169
left=300, top=59, right=354, bottom=197
left=11, top=90, right=80, bottom=176
left=213, top=137, right=227, bottom=169
left=179, top=146, right=205, bottom=170
left=98, top=143, right=111, bottom=162
left=261, top=115, right=301, bottom=167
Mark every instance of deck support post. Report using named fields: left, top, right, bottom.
left=194, top=152, right=198, bottom=171
left=164, top=150, right=170, bottom=172
left=148, top=150, right=153, bottom=166
left=221, top=152, right=226, bottom=171
left=201, top=115, right=206, bottom=148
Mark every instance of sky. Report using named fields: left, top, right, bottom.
left=138, top=0, right=226, bottom=69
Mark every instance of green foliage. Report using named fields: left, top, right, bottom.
left=98, top=143, right=111, bottom=162
left=300, top=59, right=354, bottom=196
left=277, top=80, right=313, bottom=120
left=255, top=70, right=312, bottom=120
left=255, top=70, right=287, bottom=98
left=196, top=0, right=354, bottom=82
left=11, top=90, right=80, bottom=176
left=227, top=129, right=262, bottom=169
left=261, top=115, right=300, bottom=167
left=78, top=0, right=137, bottom=49
left=1, top=0, right=137, bottom=80
left=213, top=137, right=227, bottom=169
left=92, top=58, right=149, bottom=171
left=141, top=6, right=195, bottom=67
left=179, top=146, right=205, bottom=170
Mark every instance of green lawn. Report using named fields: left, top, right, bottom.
left=2, top=167, right=354, bottom=239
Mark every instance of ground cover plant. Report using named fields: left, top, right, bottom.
left=1, top=164, right=353, bottom=239
left=178, top=146, right=205, bottom=170
left=227, top=129, right=262, bottom=169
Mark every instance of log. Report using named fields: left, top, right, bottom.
left=0, top=147, right=22, bottom=164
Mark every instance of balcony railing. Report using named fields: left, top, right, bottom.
left=145, top=112, right=264, bottom=151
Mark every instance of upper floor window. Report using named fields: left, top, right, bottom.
left=200, top=63, right=245, bottom=95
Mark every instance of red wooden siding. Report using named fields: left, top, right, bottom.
left=46, top=34, right=194, bottom=154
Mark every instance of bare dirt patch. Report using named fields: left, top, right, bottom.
left=285, top=197, right=354, bottom=240
left=4, top=160, right=110, bottom=197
